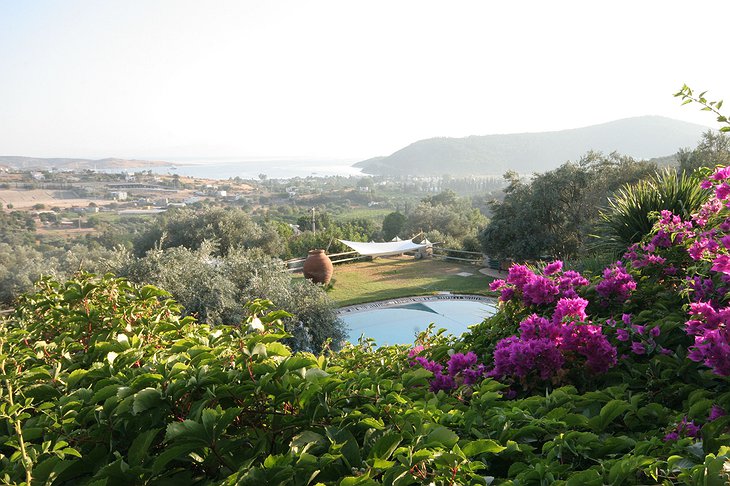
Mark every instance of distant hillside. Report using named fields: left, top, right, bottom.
left=354, top=116, right=710, bottom=176
left=0, top=156, right=175, bottom=170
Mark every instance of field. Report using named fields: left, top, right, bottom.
left=323, top=255, right=494, bottom=306
left=0, top=189, right=109, bottom=209
left=332, top=207, right=392, bottom=222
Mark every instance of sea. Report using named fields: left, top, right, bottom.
left=103, top=157, right=364, bottom=180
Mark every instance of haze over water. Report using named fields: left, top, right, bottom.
left=120, top=157, right=364, bottom=180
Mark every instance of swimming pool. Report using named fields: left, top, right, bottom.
left=339, top=296, right=497, bottom=346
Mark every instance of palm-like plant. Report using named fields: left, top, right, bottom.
left=592, top=168, right=710, bottom=254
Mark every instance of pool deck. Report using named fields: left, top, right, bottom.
left=336, top=293, right=497, bottom=316
left=478, top=267, right=508, bottom=279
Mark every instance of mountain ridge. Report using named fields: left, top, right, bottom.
left=354, top=116, right=711, bottom=176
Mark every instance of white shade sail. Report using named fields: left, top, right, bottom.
left=339, top=238, right=429, bottom=257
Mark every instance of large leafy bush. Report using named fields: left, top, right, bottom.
left=593, top=169, right=709, bottom=254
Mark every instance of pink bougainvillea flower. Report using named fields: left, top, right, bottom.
left=522, top=275, right=559, bottom=306
left=552, top=297, right=589, bottom=324
left=711, top=166, right=730, bottom=181
left=711, top=254, right=730, bottom=274
left=631, top=342, right=646, bottom=355
left=543, top=260, right=563, bottom=276
left=709, top=405, right=726, bottom=421
left=408, top=345, right=425, bottom=359
left=507, top=264, right=534, bottom=288
left=489, top=279, right=506, bottom=291
left=716, top=182, right=730, bottom=200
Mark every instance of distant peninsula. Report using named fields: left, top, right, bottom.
left=354, top=116, right=711, bottom=176
left=0, top=156, right=177, bottom=171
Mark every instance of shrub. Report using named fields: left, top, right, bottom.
left=593, top=168, right=709, bottom=254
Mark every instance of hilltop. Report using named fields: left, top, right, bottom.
left=354, top=116, right=711, bottom=175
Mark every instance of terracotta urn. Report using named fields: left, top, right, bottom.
left=303, top=249, right=334, bottom=285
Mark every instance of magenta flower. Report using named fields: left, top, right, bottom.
left=544, top=260, right=563, bottom=276
left=709, top=405, right=726, bottom=421
left=447, top=352, right=478, bottom=376
left=711, top=167, right=730, bottom=180
left=711, top=254, right=730, bottom=275
left=556, top=270, right=589, bottom=298
left=500, top=287, right=515, bottom=302
left=716, top=182, right=730, bottom=201
left=408, top=345, right=425, bottom=359
left=631, top=342, right=646, bottom=355
left=596, top=262, right=636, bottom=302
left=507, top=264, right=534, bottom=288
left=663, top=417, right=701, bottom=442
left=552, top=297, right=589, bottom=324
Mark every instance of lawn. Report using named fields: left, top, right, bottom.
left=323, top=256, right=495, bottom=306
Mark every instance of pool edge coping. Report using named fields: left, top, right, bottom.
left=336, top=293, right=498, bottom=316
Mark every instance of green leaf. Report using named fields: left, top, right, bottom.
left=425, top=426, right=459, bottom=448
left=462, top=439, right=506, bottom=457
left=291, top=430, right=326, bottom=454
left=251, top=342, right=267, bottom=357
left=589, top=400, right=630, bottom=432
left=370, top=458, right=395, bottom=469
left=151, top=444, right=200, bottom=474
left=66, top=369, right=88, bottom=387
left=339, top=475, right=378, bottom=486
left=33, top=456, right=75, bottom=485
left=566, top=469, right=602, bottom=486
left=165, top=420, right=208, bottom=445
left=370, top=433, right=402, bottom=460
left=401, top=368, right=433, bottom=387
left=128, top=428, right=161, bottom=466
left=132, top=388, right=163, bottom=415
left=265, top=342, right=291, bottom=357
left=284, top=355, right=318, bottom=370
left=305, top=368, right=330, bottom=381
left=359, top=417, right=385, bottom=430
left=92, top=384, right=120, bottom=403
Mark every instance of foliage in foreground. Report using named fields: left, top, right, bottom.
left=2, top=167, right=730, bottom=485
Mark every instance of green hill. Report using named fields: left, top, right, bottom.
left=354, top=116, right=710, bottom=175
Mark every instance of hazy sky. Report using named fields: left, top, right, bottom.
left=1, top=0, right=728, bottom=160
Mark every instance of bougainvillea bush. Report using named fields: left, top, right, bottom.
left=2, top=167, right=730, bottom=485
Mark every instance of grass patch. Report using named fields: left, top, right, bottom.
left=332, top=208, right=392, bottom=222
left=322, top=256, right=494, bottom=306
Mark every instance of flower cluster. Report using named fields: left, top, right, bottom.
left=486, top=166, right=730, bottom=385
left=663, top=405, right=726, bottom=443
left=489, top=263, right=589, bottom=307
left=595, top=261, right=636, bottom=303
left=679, top=168, right=730, bottom=376
left=610, top=313, right=665, bottom=358
left=411, top=350, right=486, bottom=393
left=685, top=302, right=730, bottom=376
left=663, top=416, right=701, bottom=442
left=489, top=297, right=616, bottom=386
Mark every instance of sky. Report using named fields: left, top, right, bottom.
left=1, top=0, right=729, bottom=161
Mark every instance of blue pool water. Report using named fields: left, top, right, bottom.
left=340, top=298, right=497, bottom=346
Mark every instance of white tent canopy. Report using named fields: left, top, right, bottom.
left=339, top=238, right=430, bottom=257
